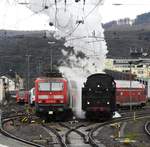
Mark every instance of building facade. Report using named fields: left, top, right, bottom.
left=105, top=58, right=150, bottom=78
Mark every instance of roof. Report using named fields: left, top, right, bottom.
left=35, top=77, right=67, bottom=81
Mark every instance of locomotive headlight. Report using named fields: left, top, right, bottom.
left=53, top=95, right=64, bottom=99
left=38, top=95, right=48, bottom=99
left=107, top=102, right=110, bottom=105
left=87, top=101, right=90, bottom=105
left=89, top=88, right=91, bottom=91
left=60, top=100, right=64, bottom=103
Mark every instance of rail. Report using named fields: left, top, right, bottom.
left=42, top=123, right=68, bottom=147
left=0, top=110, right=44, bottom=147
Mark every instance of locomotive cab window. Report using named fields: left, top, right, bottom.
left=38, top=82, right=50, bottom=91
left=19, top=91, right=24, bottom=96
left=38, top=82, right=64, bottom=91
left=51, top=82, right=64, bottom=91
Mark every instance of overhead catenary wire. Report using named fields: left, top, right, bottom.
left=64, top=0, right=103, bottom=37
left=64, top=0, right=67, bottom=11
left=42, top=0, right=47, bottom=7
left=84, top=0, right=103, bottom=19
left=13, top=0, right=58, bottom=27
left=54, top=6, right=73, bottom=29
left=15, top=0, right=103, bottom=38
left=4, top=0, right=105, bottom=57
left=112, top=3, right=150, bottom=6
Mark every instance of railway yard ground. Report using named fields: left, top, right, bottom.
left=1, top=99, right=150, bottom=147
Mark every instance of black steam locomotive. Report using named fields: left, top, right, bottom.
left=82, top=73, right=116, bottom=119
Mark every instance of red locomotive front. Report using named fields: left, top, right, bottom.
left=35, top=76, right=72, bottom=117
left=16, top=89, right=29, bottom=103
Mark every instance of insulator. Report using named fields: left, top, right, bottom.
left=75, top=0, right=80, bottom=2
left=55, top=0, right=57, bottom=5
left=83, top=0, right=85, bottom=5
left=76, top=20, right=84, bottom=24
left=49, top=22, right=54, bottom=26
left=44, top=5, right=49, bottom=9
left=64, top=0, right=67, bottom=11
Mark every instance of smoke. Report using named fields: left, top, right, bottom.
left=35, top=0, right=107, bottom=73
left=3, top=0, right=107, bottom=118
left=27, top=0, right=107, bottom=118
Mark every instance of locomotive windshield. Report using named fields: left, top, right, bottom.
left=38, top=82, right=64, bottom=91
left=18, top=91, right=25, bottom=96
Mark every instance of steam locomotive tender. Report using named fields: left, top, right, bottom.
left=82, top=73, right=116, bottom=119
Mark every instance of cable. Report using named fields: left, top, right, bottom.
left=16, top=0, right=29, bottom=5
left=65, top=23, right=80, bottom=37
left=83, top=0, right=85, bottom=5
left=64, top=0, right=103, bottom=37
left=84, top=0, right=103, bottom=19
left=64, top=0, right=67, bottom=11
left=55, top=8, right=73, bottom=29
left=112, top=3, right=150, bottom=6
left=66, top=35, right=105, bottom=41
left=86, top=40, right=105, bottom=43
left=83, top=7, right=99, bottom=55
left=42, top=0, right=47, bottom=7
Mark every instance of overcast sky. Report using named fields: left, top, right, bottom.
left=101, top=0, right=150, bottom=23
left=0, top=0, right=150, bottom=30
left=0, top=0, right=55, bottom=30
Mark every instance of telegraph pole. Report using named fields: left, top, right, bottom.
left=48, top=41, right=55, bottom=72
left=129, top=61, right=132, bottom=111
left=38, top=58, right=42, bottom=76
left=26, top=54, right=31, bottom=91
left=50, top=47, right=52, bottom=72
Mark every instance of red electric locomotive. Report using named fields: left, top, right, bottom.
left=115, top=80, right=147, bottom=108
left=34, top=73, right=73, bottom=119
left=16, top=89, right=29, bottom=103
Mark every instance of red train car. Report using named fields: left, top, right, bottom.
left=34, top=73, right=73, bottom=118
left=115, top=80, right=147, bottom=108
left=16, top=89, right=29, bottom=103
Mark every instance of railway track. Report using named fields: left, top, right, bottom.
left=1, top=109, right=150, bottom=147
left=88, top=112, right=150, bottom=147
left=42, top=124, right=67, bottom=147
left=144, top=121, right=150, bottom=136
left=0, top=111, right=44, bottom=147
left=59, top=122, right=89, bottom=144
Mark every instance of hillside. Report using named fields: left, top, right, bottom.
left=1, top=11, right=150, bottom=86
left=103, top=13, right=150, bottom=58
left=0, top=30, right=85, bottom=87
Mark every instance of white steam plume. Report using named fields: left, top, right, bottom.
left=21, top=0, right=107, bottom=118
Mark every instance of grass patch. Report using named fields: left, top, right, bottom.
left=124, top=132, right=138, bottom=140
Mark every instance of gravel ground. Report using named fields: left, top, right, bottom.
left=95, top=118, right=150, bottom=147
left=124, top=118, right=150, bottom=147
left=0, top=98, right=25, bottom=114
left=95, top=125, right=122, bottom=147
left=5, top=122, right=53, bottom=147
left=2, top=98, right=150, bottom=147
